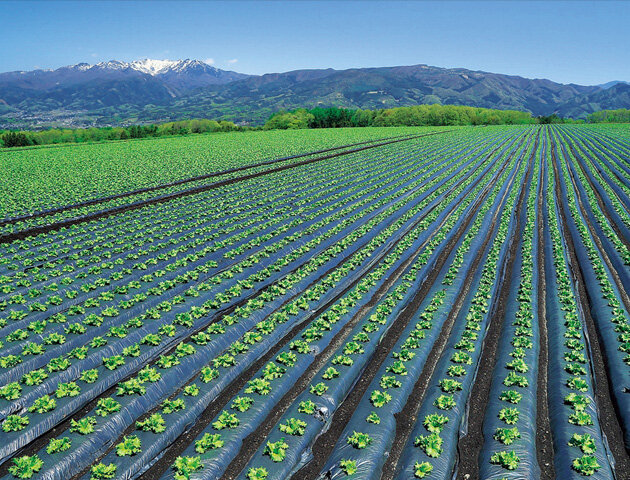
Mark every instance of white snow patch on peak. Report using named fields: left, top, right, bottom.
left=130, top=59, right=219, bottom=75
left=64, top=58, right=219, bottom=75
left=85, top=60, right=132, bottom=72
left=131, top=59, right=180, bottom=75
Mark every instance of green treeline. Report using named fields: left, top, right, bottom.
left=1, top=104, right=602, bottom=149
left=587, top=109, right=630, bottom=123
left=0, top=119, right=241, bottom=148
left=264, top=105, right=538, bottom=129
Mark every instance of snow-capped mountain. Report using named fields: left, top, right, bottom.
left=69, top=58, right=226, bottom=76
left=58, top=58, right=250, bottom=89
left=131, top=59, right=182, bottom=75
left=0, top=58, right=249, bottom=95
left=0, top=58, right=251, bottom=126
left=131, top=59, right=210, bottom=75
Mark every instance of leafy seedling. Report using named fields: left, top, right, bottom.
left=264, top=438, right=289, bottom=462
left=347, top=431, right=372, bottom=449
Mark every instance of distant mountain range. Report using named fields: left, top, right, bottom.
left=598, top=80, right=630, bottom=90
left=0, top=59, right=628, bottom=128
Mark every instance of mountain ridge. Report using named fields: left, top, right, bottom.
left=598, top=80, right=630, bottom=90
left=0, top=59, right=628, bottom=128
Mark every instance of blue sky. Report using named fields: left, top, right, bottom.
left=1, top=1, right=628, bottom=85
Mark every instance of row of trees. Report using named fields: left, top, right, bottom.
left=536, top=114, right=568, bottom=124
left=587, top=109, right=630, bottom=123
left=6, top=104, right=621, bottom=149
left=264, top=104, right=539, bottom=130
left=0, top=119, right=241, bottom=148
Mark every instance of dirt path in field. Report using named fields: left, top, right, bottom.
left=535, top=134, right=555, bottom=480
left=0, top=132, right=451, bottom=244
left=551, top=140, right=630, bottom=478
left=287, top=132, right=531, bottom=480
left=140, top=133, right=512, bottom=480
left=454, top=129, right=538, bottom=480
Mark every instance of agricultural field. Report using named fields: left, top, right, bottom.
left=0, top=124, right=629, bottom=480
left=0, top=126, right=431, bottom=231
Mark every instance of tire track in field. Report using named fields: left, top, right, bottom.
left=14, top=134, right=432, bottom=273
